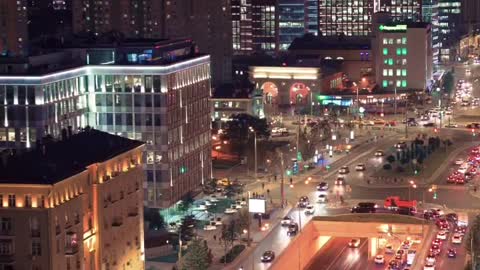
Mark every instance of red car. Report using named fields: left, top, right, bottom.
left=447, top=175, right=457, bottom=184
left=469, top=167, right=477, bottom=174
left=430, top=244, right=441, bottom=255
left=456, top=177, right=465, bottom=184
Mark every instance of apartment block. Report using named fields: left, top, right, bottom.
left=0, top=129, right=145, bottom=270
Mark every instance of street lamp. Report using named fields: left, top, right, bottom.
left=249, top=127, right=258, bottom=182
left=408, top=180, right=415, bottom=201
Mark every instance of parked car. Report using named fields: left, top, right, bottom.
left=305, top=204, right=315, bottom=215
left=287, top=223, right=299, bottom=236
left=281, top=216, right=293, bottom=226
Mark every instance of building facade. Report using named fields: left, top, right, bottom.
left=318, top=0, right=373, bottom=37
left=373, top=23, right=433, bottom=91
left=278, top=0, right=306, bottom=51
left=0, top=130, right=145, bottom=270
left=0, top=40, right=212, bottom=208
left=377, top=0, right=422, bottom=22
left=0, top=0, right=29, bottom=56
left=434, top=0, right=462, bottom=63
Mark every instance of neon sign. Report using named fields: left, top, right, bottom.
left=379, top=25, right=407, bottom=31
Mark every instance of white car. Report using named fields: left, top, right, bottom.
left=426, top=254, right=436, bottom=264
left=209, top=196, right=219, bottom=202
left=454, top=159, right=465, bottom=165
left=384, top=244, right=395, bottom=254
left=458, top=165, right=469, bottom=174
left=318, top=194, right=327, bottom=203
left=281, top=217, right=293, bottom=226
left=424, top=262, right=435, bottom=270
left=237, top=200, right=247, bottom=206
left=374, top=254, right=385, bottom=264
left=203, top=224, right=216, bottom=231
left=452, top=233, right=463, bottom=244
left=305, top=205, right=315, bottom=215
left=375, top=150, right=384, bottom=157
left=355, top=164, right=366, bottom=171
left=224, top=208, right=237, bottom=214
left=231, top=203, right=243, bottom=209
left=436, top=230, right=447, bottom=240
left=196, top=204, right=207, bottom=210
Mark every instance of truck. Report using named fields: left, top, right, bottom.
left=457, top=212, right=468, bottom=227
left=384, top=196, right=417, bottom=210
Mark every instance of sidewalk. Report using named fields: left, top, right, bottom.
left=207, top=205, right=293, bottom=270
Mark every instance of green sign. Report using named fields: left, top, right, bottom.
left=297, top=151, right=303, bottom=161
left=379, top=24, right=407, bottom=32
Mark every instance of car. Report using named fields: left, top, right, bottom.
left=375, top=150, right=384, bottom=157
left=385, top=244, right=395, bottom=254
left=281, top=216, right=293, bottom=226
left=431, top=208, right=445, bottom=217
left=432, top=238, right=443, bottom=248
left=388, top=259, right=401, bottom=269
left=203, top=224, right=217, bottom=231
left=424, top=262, right=435, bottom=270
left=455, top=226, right=467, bottom=235
left=447, top=248, right=457, bottom=258
left=210, top=217, right=222, bottom=226
left=445, top=123, right=458, bottom=128
left=335, top=177, right=345, bottom=185
left=236, top=199, right=247, bottom=206
left=318, top=194, right=327, bottom=203
left=401, top=240, right=412, bottom=249
left=348, top=238, right=360, bottom=248
left=446, top=213, right=458, bottom=223
left=316, top=182, right=328, bottom=191
left=339, top=166, right=350, bottom=174
left=436, top=230, right=447, bottom=240
left=452, top=233, right=463, bottom=244
left=305, top=204, right=315, bottom=215
left=351, top=202, right=377, bottom=213
left=261, top=250, right=275, bottom=262
left=395, top=253, right=406, bottom=265
left=424, top=122, right=436, bottom=127
left=454, top=159, right=465, bottom=165
left=287, top=223, right=299, bottom=236
left=430, top=244, right=441, bottom=255
left=396, top=249, right=405, bottom=256
left=374, top=254, right=385, bottom=264
left=397, top=206, right=416, bottom=216
left=426, top=253, right=436, bottom=264
left=298, top=196, right=309, bottom=208
left=355, top=163, right=366, bottom=171
left=224, top=208, right=237, bottom=214
left=395, top=142, right=407, bottom=149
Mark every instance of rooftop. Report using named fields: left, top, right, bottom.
left=289, top=35, right=371, bottom=51
left=0, top=128, right=143, bottom=185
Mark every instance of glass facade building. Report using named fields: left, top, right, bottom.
left=278, top=0, right=306, bottom=51
left=0, top=44, right=212, bottom=208
left=435, top=0, right=462, bottom=63
left=318, top=0, right=374, bottom=36
left=377, top=0, right=422, bottom=22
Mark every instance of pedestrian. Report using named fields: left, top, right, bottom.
left=262, top=183, right=265, bottom=190
left=274, top=174, right=277, bottom=182
left=290, top=178, right=293, bottom=184
left=213, top=234, right=217, bottom=241
left=267, top=189, right=270, bottom=195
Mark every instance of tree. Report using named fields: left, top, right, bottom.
left=442, top=72, right=454, bottom=93
left=144, top=208, right=165, bottom=230
left=222, top=113, right=270, bottom=158
left=178, top=192, right=195, bottom=213
left=220, top=221, right=240, bottom=263
left=236, top=209, right=250, bottom=237
left=181, top=239, right=210, bottom=270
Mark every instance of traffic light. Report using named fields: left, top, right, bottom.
left=433, top=192, right=438, bottom=200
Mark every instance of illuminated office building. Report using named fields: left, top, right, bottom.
left=0, top=130, right=145, bottom=270
left=377, top=0, right=422, bottom=22
left=373, top=23, right=432, bottom=91
left=278, top=0, right=306, bottom=51
left=435, top=0, right=462, bottom=62
left=318, top=0, right=374, bottom=36
left=0, top=39, right=212, bottom=208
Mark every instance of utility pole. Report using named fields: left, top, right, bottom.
left=277, top=149, right=286, bottom=208
left=247, top=191, right=251, bottom=247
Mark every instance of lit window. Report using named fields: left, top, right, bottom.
left=396, top=48, right=402, bottom=55
left=401, top=80, right=407, bottom=87
left=402, top=37, right=407, bottom=44
left=383, top=69, right=388, bottom=76
left=383, top=80, right=388, bottom=87
left=402, top=69, right=407, bottom=76
left=388, top=59, right=393, bottom=65
left=396, top=69, right=401, bottom=76
left=388, top=69, right=393, bottom=76
left=383, top=48, right=388, bottom=55
left=396, top=80, right=401, bottom=87
left=402, top=48, right=407, bottom=55
left=383, top=38, right=388, bottom=44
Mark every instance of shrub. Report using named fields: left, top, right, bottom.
left=219, top=245, right=246, bottom=263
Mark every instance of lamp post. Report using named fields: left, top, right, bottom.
left=408, top=180, right=415, bottom=201
left=249, top=127, right=258, bottom=182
